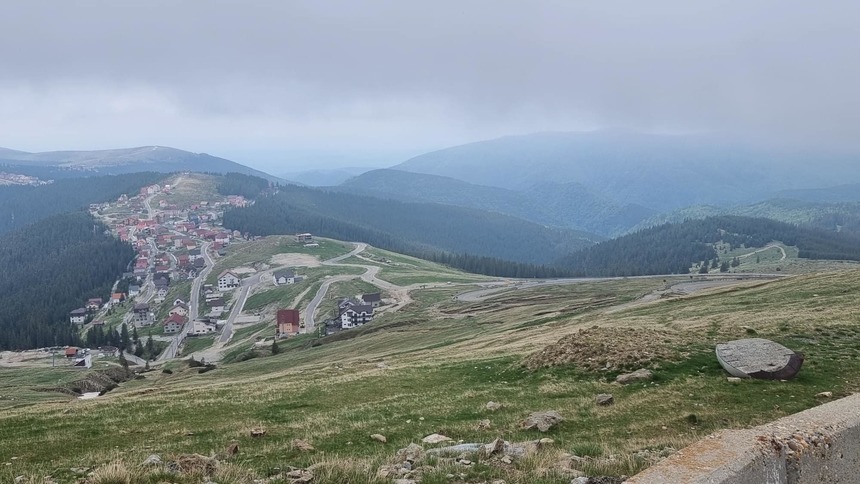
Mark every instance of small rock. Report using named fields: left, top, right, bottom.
left=486, top=401, right=502, bottom=411
left=250, top=427, right=267, bottom=438
left=395, top=443, right=425, bottom=462
left=477, top=419, right=492, bottom=429
left=727, top=377, right=742, bottom=383
left=376, top=362, right=389, bottom=369
left=616, top=369, right=654, bottom=385
left=376, top=465, right=396, bottom=479
left=292, top=439, right=315, bottom=452
left=491, top=480, right=507, bottom=484
left=596, top=393, right=614, bottom=406
left=520, top=410, right=564, bottom=432
left=460, top=459, right=472, bottom=465
left=482, top=438, right=505, bottom=457
left=142, top=454, right=162, bottom=466
left=816, top=391, right=833, bottom=398
left=370, top=433, right=387, bottom=443
left=571, top=478, right=590, bottom=484
left=225, top=442, right=239, bottom=456
left=539, top=438, right=555, bottom=445
left=500, top=455, right=513, bottom=464
left=422, top=433, right=453, bottom=444
left=393, top=480, right=416, bottom=484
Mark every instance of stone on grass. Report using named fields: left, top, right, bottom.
left=486, top=401, right=502, bottom=411
left=225, top=442, right=239, bottom=456
left=370, top=433, right=387, bottom=443
left=421, top=433, right=453, bottom=444
left=596, top=394, right=614, bottom=406
left=520, top=410, right=564, bottom=432
left=616, top=369, right=654, bottom=385
left=477, top=419, right=492, bottom=430
left=292, top=439, right=315, bottom=452
left=481, top=438, right=505, bottom=457
left=727, top=377, right=742, bottom=383
left=142, top=454, right=162, bottom=466
left=396, top=443, right=425, bottom=463
left=816, top=391, right=833, bottom=398
left=250, top=427, right=267, bottom=438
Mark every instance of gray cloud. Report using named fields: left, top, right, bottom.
left=0, top=1, right=857, bottom=170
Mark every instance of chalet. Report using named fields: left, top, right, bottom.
left=188, top=249, right=202, bottom=261
left=217, top=270, right=240, bottom=291
left=273, top=269, right=296, bottom=286
left=128, top=285, right=141, bottom=297
left=339, top=303, right=374, bottom=330
left=69, top=308, right=88, bottom=325
left=110, top=293, right=125, bottom=305
left=168, top=303, right=188, bottom=317
left=65, top=347, right=79, bottom=358
left=177, top=254, right=191, bottom=268
left=132, top=303, right=153, bottom=327
left=91, top=319, right=105, bottom=327
left=361, top=293, right=382, bottom=308
left=214, top=233, right=231, bottom=244
left=276, top=309, right=301, bottom=337
left=86, top=298, right=103, bottom=312
left=163, top=314, right=186, bottom=334
left=154, top=286, right=169, bottom=302
left=295, top=233, right=314, bottom=243
left=194, top=258, right=206, bottom=269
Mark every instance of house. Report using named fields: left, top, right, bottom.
left=276, top=309, right=301, bottom=337
left=132, top=303, right=153, bottom=327
left=154, top=286, right=169, bottom=302
left=273, top=269, right=296, bottom=285
left=188, top=249, right=202, bottom=261
left=86, top=298, right=103, bottom=312
left=110, top=293, right=125, bottom=305
left=128, top=285, right=141, bottom=297
left=217, top=270, right=240, bottom=291
left=69, top=308, right=88, bottom=325
left=163, top=314, right=186, bottom=334
left=339, top=304, right=374, bottom=329
left=209, top=298, right=226, bottom=313
left=190, top=320, right=217, bottom=336
left=174, top=298, right=186, bottom=306
left=360, top=293, right=382, bottom=308
left=169, top=303, right=188, bottom=317
left=65, top=347, right=79, bottom=358
left=295, top=233, right=314, bottom=243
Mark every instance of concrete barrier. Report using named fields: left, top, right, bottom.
left=628, top=393, right=860, bottom=483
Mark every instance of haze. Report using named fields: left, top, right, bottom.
left=0, top=1, right=857, bottom=172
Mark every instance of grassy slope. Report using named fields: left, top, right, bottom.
left=2, top=268, right=860, bottom=483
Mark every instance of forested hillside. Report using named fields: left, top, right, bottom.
left=215, top=172, right=273, bottom=198
left=559, top=216, right=860, bottom=276
left=0, top=172, right=163, bottom=234
left=337, top=169, right=653, bottom=236
left=223, top=186, right=596, bottom=271
left=0, top=212, right=135, bottom=350
left=635, top=199, right=860, bottom=235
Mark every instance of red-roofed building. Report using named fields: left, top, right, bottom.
left=276, top=309, right=301, bottom=337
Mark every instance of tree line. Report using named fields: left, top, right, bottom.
left=0, top=212, right=136, bottom=350
left=558, top=215, right=860, bottom=276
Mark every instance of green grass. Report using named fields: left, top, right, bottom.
left=180, top=335, right=216, bottom=358
left=4, top=266, right=860, bottom=482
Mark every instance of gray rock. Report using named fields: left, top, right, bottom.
left=486, top=401, right=502, bottom=411
left=426, top=443, right=483, bottom=456
left=571, top=478, right=590, bottom=484
left=395, top=443, right=424, bottom=463
left=596, top=393, right=614, bottom=405
left=142, top=454, right=162, bottom=466
left=519, top=410, right=565, bottom=432
left=370, top=433, right=387, bottom=443
left=616, top=369, right=654, bottom=384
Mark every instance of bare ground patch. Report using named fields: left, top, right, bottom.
left=270, top=253, right=321, bottom=267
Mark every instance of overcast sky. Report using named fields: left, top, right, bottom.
left=0, top=1, right=857, bottom=172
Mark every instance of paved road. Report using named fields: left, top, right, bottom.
left=218, top=272, right=261, bottom=344
left=304, top=243, right=368, bottom=332
left=158, top=242, right=213, bottom=361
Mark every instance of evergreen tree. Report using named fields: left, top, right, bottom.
left=720, top=261, right=730, bottom=272
left=120, top=323, right=130, bottom=351
left=271, top=338, right=280, bottom=355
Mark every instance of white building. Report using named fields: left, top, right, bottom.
left=217, top=270, right=240, bottom=292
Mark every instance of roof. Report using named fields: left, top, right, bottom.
left=218, top=270, right=238, bottom=280
left=87, top=298, right=103, bottom=303
left=362, top=293, right=382, bottom=303
left=209, top=298, right=225, bottom=306
left=171, top=302, right=188, bottom=310
left=277, top=309, right=300, bottom=325
left=274, top=269, right=295, bottom=279
left=344, top=304, right=374, bottom=315
left=165, top=314, right=186, bottom=325
left=133, top=303, right=150, bottom=311
left=70, top=308, right=87, bottom=316
left=111, top=292, right=125, bottom=299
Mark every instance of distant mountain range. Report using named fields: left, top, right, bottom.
left=0, top=145, right=283, bottom=182
left=282, top=167, right=374, bottom=186
left=336, top=169, right=653, bottom=237
left=392, top=130, right=860, bottom=211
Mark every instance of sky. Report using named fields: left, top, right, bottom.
left=0, top=1, right=857, bottom=173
